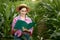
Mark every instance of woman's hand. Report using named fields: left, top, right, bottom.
left=22, top=27, right=28, bottom=31
left=11, top=29, right=17, bottom=34
left=22, top=27, right=30, bottom=32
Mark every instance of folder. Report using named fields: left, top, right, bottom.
left=14, top=20, right=35, bottom=30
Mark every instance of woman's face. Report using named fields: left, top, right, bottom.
left=19, top=8, right=27, bottom=15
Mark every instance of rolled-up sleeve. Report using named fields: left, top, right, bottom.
left=29, top=27, right=33, bottom=35
left=11, top=17, right=22, bottom=37
left=12, top=18, right=17, bottom=30
left=11, top=18, right=18, bottom=35
left=26, top=17, right=34, bottom=35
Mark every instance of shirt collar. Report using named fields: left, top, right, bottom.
left=17, top=15, right=29, bottom=20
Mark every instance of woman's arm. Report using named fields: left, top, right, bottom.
left=22, top=27, right=34, bottom=35
left=11, top=18, right=22, bottom=37
left=29, top=27, right=34, bottom=34
left=11, top=18, right=17, bottom=34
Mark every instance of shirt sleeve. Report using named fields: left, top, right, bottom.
left=28, top=18, right=34, bottom=35
left=11, top=17, right=17, bottom=30
left=11, top=17, right=22, bottom=37
left=29, top=27, right=33, bottom=35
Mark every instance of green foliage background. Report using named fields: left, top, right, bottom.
left=0, top=0, right=60, bottom=40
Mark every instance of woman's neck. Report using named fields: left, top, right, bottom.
left=20, top=14, right=26, bottom=20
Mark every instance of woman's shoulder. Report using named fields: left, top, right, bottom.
left=26, top=16, right=32, bottom=22
left=13, top=16, right=19, bottom=21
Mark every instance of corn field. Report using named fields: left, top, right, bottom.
left=0, top=0, right=60, bottom=40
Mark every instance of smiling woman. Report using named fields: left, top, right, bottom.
left=11, top=4, right=35, bottom=40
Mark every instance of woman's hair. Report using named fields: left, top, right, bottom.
left=19, top=6, right=29, bottom=11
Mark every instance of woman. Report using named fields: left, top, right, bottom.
left=11, top=4, right=34, bottom=40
